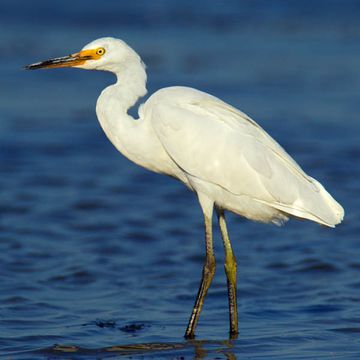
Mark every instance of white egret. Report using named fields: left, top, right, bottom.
left=25, top=37, right=344, bottom=338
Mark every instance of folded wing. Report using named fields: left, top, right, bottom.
left=147, top=87, right=344, bottom=227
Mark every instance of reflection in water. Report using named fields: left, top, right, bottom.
left=32, top=339, right=237, bottom=359
left=190, top=339, right=237, bottom=360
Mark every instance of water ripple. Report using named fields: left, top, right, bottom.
left=1, top=1, right=359, bottom=358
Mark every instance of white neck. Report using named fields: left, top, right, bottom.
left=95, top=58, right=148, bottom=165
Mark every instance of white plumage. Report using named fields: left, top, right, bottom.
left=26, top=37, right=344, bottom=338
left=142, top=86, right=343, bottom=227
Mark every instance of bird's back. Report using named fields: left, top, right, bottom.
left=142, top=86, right=344, bottom=227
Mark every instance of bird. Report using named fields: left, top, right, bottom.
left=25, top=37, right=344, bottom=339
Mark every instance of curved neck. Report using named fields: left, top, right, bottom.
left=114, top=60, right=147, bottom=110
left=95, top=58, right=148, bottom=164
left=104, top=59, right=147, bottom=111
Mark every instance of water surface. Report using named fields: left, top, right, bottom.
left=1, top=1, right=359, bottom=359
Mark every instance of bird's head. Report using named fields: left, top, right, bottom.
left=25, top=37, right=140, bottom=73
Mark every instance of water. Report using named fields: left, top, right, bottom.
left=1, top=1, right=360, bottom=358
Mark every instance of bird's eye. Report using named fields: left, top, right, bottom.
left=96, top=47, right=106, bottom=56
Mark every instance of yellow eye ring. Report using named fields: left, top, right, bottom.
left=96, top=47, right=106, bottom=56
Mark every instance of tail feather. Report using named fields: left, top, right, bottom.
left=255, top=177, right=344, bottom=227
left=305, top=177, right=344, bottom=226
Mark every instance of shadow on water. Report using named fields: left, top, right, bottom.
left=7, top=339, right=238, bottom=359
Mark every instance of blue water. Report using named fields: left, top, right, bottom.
left=1, top=1, right=360, bottom=359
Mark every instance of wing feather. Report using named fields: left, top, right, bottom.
left=145, top=87, right=343, bottom=226
left=149, top=88, right=315, bottom=201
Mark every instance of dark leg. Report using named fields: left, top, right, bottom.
left=216, top=208, right=238, bottom=337
left=185, top=213, right=216, bottom=339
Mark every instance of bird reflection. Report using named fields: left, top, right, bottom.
left=37, top=337, right=237, bottom=359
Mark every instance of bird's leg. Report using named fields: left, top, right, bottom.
left=216, top=209, right=238, bottom=337
left=185, top=212, right=216, bottom=339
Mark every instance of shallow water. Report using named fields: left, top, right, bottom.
left=1, top=1, right=360, bottom=359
